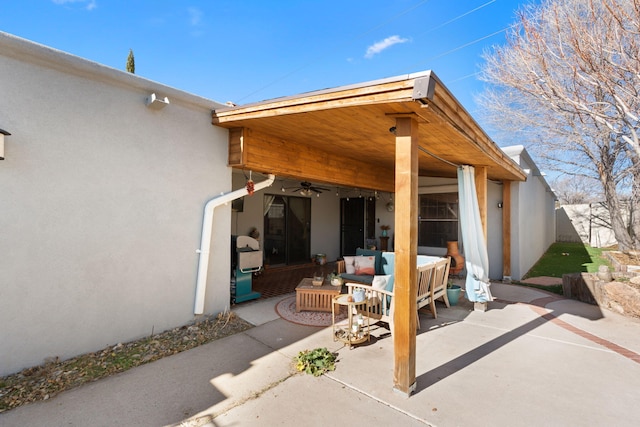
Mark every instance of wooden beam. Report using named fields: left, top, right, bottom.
left=502, top=181, right=512, bottom=279
left=474, top=166, right=488, bottom=240
left=227, top=127, right=395, bottom=192
left=393, top=116, right=419, bottom=396
left=213, top=79, right=416, bottom=122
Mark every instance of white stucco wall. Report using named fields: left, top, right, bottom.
left=0, top=33, right=230, bottom=375
left=503, top=146, right=556, bottom=279
left=486, top=181, right=505, bottom=280
left=556, top=203, right=619, bottom=248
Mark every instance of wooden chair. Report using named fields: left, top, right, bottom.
left=416, top=257, right=451, bottom=328
left=345, top=257, right=451, bottom=333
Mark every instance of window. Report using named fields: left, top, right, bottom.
left=418, top=192, right=458, bottom=248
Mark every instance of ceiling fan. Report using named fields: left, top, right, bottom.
left=284, top=181, right=330, bottom=196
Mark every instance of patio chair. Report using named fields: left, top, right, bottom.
left=416, top=257, right=451, bottom=327
left=345, top=257, right=450, bottom=333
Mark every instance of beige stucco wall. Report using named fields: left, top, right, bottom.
left=0, top=33, right=230, bottom=376
left=505, top=146, right=557, bottom=279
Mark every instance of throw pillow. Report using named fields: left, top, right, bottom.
left=372, top=275, right=391, bottom=290
left=343, top=256, right=356, bottom=274
left=354, top=256, right=375, bottom=275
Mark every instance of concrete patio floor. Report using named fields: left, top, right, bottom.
left=2, top=282, right=639, bottom=426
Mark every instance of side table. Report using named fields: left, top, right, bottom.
left=332, top=294, right=370, bottom=349
left=379, top=236, right=389, bottom=251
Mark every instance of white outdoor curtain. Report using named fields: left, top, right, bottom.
left=457, top=165, right=494, bottom=303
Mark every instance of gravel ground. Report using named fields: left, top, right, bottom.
left=0, top=312, right=252, bottom=414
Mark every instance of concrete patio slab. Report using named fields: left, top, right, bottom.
left=2, top=282, right=640, bottom=427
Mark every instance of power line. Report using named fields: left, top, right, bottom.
left=414, top=0, right=497, bottom=37
left=399, top=26, right=509, bottom=75
left=235, top=1, right=508, bottom=104
left=235, top=0, right=434, bottom=103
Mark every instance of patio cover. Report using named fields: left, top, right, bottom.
left=212, top=70, right=526, bottom=192
left=211, top=70, right=526, bottom=396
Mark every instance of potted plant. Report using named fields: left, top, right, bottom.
left=329, top=272, right=343, bottom=287
left=446, top=280, right=462, bottom=306
left=380, top=225, right=390, bottom=237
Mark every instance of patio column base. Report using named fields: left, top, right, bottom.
left=393, top=381, right=416, bottom=398
left=474, top=302, right=488, bottom=312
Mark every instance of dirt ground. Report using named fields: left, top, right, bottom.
left=0, top=312, right=252, bottom=414
left=607, top=250, right=640, bottom=267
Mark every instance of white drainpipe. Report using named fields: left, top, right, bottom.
left=194, top=174, right=275, bottom=314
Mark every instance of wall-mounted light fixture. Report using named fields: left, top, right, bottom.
left=0, top=128, right=10, bottom=160
left=145, top=93, right=170, bottom=110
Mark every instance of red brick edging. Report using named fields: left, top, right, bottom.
left=510, top=296, right=640, bottom=365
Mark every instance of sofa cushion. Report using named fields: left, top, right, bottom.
left=354, top=256, right=376, bottom=275
left=356, top=248, right=384, bottom=275
left=343, top=256, right=356, bottom=274
left=340, top=273, right=373, bottom=284
left=381, top=252, right=393, bottom=273
left=372, top=275, right=391, bottom=290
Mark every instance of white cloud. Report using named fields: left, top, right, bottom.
left=365, top=35, right=409, bottom=59
left=188, top=7, right=203, bottom=26
left=52, top=0, right=97, bottom=10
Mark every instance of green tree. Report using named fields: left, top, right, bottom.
left=126, top=49, right=135, bottom=74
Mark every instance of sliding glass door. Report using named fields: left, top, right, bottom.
left=263, top=195, right=311, bottom=266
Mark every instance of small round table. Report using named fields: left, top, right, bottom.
left=332, top=294, right=370, bottom=349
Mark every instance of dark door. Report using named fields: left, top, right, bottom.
left=287, top=196, right=311, bottom=264
left=340, top=198, right=364, bottom=256
left=263, top=195, right=311, bottom=266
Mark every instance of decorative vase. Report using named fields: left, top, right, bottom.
left=381, top=229, right=388, bottom=237
left=445, top=241, right=465, bottom=275
left=447, top=285, right=462, bottom=306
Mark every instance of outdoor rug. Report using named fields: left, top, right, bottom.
left=275, top=295, right=346, bottom=327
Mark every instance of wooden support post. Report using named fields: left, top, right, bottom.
left=474, top=166, right=488, bottom=240
left=392, top=116, right=419, bottom=396
left=502, top=181, right=512, bottom=281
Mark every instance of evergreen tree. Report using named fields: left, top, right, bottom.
left=126, top=49, right=135, bottom=74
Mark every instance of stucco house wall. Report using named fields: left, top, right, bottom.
left=0, top=33, right=231, bottom=376
left=486, top=181, right=505, bottom=280
left=503, top=145, right=557, bottom=279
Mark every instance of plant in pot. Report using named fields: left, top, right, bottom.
left=329, top=272, right=343, bottom=287
left=446, top=280, right=462, bottom=306
left=380, top=224, right=390, bottom=237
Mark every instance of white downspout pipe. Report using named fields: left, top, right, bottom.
left=194, top=174, right=275, bottom=314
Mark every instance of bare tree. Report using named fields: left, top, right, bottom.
left=552, top=175, right=601, bottom=205
left=479, top=0, right=640, bottom=252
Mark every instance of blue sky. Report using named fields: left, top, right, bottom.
left=1, top=0, right=533, bottom=120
